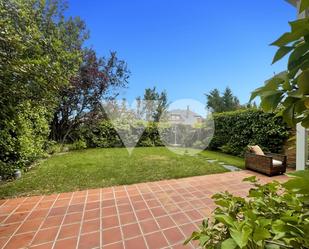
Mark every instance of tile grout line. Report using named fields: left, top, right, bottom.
left=163, top=181, right=204, bottom=249
left=111, top=186, right=125, bottom=249
left=124, top=185, right=150, bottom=249
left=51, top=192, right=75, bottom=249
left=153, top=182, right=194, bottom=247
left=99, top=188, right=103, bottom=248
left=27, top=194, right=60, bottom=247
left=136, top=184, right=171, bottom=248
left=1, top=195, right=45, bottom=249
left=75, top=190, right=89, bottom=249
left=1, top=197, right=28, bottom=224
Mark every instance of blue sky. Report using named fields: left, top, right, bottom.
left=66, top=0, right=296, bottom=108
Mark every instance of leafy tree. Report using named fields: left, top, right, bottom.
left=138, top=87, right=169, bottom=122
left=251, top=0, right=309, bottom=127
left=50, top=48, right=130, bottom=142
left=0, top=0, right=87, bottom=176
left=206, top=87, right=240, bottom=113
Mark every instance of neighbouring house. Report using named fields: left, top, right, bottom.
left=168, top=106, right=204, bottom=126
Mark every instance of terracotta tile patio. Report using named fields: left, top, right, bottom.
left=0, top=170, right=288, bottom=249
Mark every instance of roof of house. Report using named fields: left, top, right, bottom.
left=169, top=109, right=202, bottom=124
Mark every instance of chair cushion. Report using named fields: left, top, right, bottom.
left=273, top=159, right=282, bottom=166
left=249, top=145, right=265, bottom=156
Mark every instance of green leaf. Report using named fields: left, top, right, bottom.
left=253, top=227, right=271, bottom=242
left=250, top=87, right=264, bottom=102
left=288, top=41, right=309, bottom=68
left=271, top=30, right=306, bottom=47
left=215, top=214, right=235, bottom=227
left=260, top=91, right=283, bottom=112
left=282, top=103, right=295, bottom=127
left=221, top=238, right=237, bottom=249
left=272, top=46, right=294, bottom=64
left=230, top=226, right=252, bottom=248
left=199, top=235, right=210, bottom=246
left=297, top=69, right=309, bottom=94
left=299, top=0, right=309, bottom=13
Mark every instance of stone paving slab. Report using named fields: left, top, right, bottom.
left=0, top=171, right=288, bottom=249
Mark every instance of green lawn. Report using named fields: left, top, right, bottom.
left=201, top=150, right=245, bottom=169
left=0, top=147, right=244, bottom=199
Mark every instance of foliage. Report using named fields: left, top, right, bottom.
left=0, top=147, right=228, bottom=198
left=137, top=87, right=169, bottom=122
left=50, top=48, right=129, bottom=143
left=251, top=1, right=309, bottom=128
left=206, top=87, right=240, bottom=113
left=80, top=120, right=163, bottom=148
left=68, top=139, right=87, bottom=151
left=44, top=141, right=63, bottom=155
left=185, top=172, right=309, bottom=248
left=209, top=109, right=290, bottom=156
left=0, top=0, right=87, bottom=177
left=0, top=101, right=50, bottom=178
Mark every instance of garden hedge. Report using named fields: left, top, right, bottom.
left=208, top=109, right=290, bottom=156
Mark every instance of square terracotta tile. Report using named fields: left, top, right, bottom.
left=67, top=204, right=84, bottom=214
left=0, top=223, right=21, bottom=238
left=139, top=219, right=160, bottom=234
left=145, top=231, right=168, bottom=249
left=85, top=201, right=100, bottom=211
left=131, top=201, right=147, bottom=210
left=58, top=223, right=80, bottom=239
left=135, top=209, right=152, bottom=221
left=4, top=232, right=35, bottom=249
left=101, top=199, right=115, bottom=208
left=83, top=209, right=100, bottom=221
left=102, top=227, right=122, bottom=245
left=5, top=212, right=28, bottom=224
left=156, top=216, right=176, bottom=229
left=15, top=203, right=35, bottom=213
left=171, top=213, right=191, bottom=226
left=102, top=206, right=117, bottom=216
left=119, top=212, right=136, bottom=225
left=102, top=215, right=119, bottom=229
left=163, top=227, right=185, bottom=245
left=41, top=216, right=64, bottom=229
left=81, top=219, right=100, bottom=234
left=125, top=236, right=147, bottom=249
left=118, top=204, right=133, bottom=214
left=122, top=223, right=141, bottom=239
left=78, top=231, right=100, bottom=249
left=150, top=207, right=167, bottom=217
left=185, top=210, right=204, bottom=221
left=63, top=213, right=82, bottom=225
left=32, top=227, right=59, bottom=245
left=48, top=207, right=67, bottom=217
left=179, top=223, right=198, bottom=238
left=54, top=237, right=77, bottom=249
left=16, top=218, right=43, bottom=234
left=28, top=209, right=49, bottom=220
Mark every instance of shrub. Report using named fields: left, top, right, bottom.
left=80, top=120, right=164, bottom=148
left=209, top=109, right=290, bottom=156
left=69, top=140, right=87, bottom=151
left=45, top=141, right=62, bottom=155
left=185, top=171, right=309, bottom=248
left=0, top=101, right=50, bottom=178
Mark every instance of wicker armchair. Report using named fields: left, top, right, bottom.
left=245, top=152, right=287, bottom=176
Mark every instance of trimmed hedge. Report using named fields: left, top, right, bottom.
left=208, top=109, right=290, bottom=156
left=80, top=121, right=164, bottom=148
